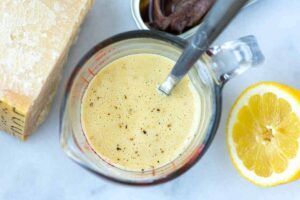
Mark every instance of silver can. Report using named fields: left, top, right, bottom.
left=131, top=0, right=258, bottom=39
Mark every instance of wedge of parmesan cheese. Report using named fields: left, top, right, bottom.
left=0, top=0, right=94, bottom=140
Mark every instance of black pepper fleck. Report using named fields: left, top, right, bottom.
left=116, top=147, right=122, bottom=151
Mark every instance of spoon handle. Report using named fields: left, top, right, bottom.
left=159, top=0, right=250, bottom=95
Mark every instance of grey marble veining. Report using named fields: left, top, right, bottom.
left=1, top=0, right=300, bottom=199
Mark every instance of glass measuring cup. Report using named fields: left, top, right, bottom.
left=60, top=30, right=264, bottom=185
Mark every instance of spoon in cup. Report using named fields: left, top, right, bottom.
left=159, top=0, right=251, bottom=95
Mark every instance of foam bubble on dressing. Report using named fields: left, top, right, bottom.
left=81, top=54, right=201, bottom=172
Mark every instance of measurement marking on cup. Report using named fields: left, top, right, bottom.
left=72, top=90, right=82, bottom=98
left=81, top=77, right=89, bottom=84
left=152, top=169, right=156, bottom=176
left=74, top=87, right=80, bottom=94
left=95, top=52, right=107, bottom=61
left=171, top=162, right=176, bottom=169
left=88, top=68, right=95, bottom=76
left=95, top=47, right=114, bottom=61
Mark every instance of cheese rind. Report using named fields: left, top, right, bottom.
left=0, top=0, right=94, bottom=139
left=0, top=93, right=28, bottom=138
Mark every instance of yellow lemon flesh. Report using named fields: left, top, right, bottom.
left=227, top=82, right=300, bottom=186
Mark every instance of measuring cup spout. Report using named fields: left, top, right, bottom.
left=202, top=35, right=265, bottom=85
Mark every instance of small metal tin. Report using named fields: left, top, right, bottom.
left=131, top=0, right=258, bottom=39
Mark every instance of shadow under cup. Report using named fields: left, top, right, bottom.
left=60, top=30, right=221, bottom=185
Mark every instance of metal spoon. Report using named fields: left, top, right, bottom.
left=158, top=0, right=250, bottom=95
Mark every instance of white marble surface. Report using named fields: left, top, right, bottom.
left=1, top=0, right=300, bottom=199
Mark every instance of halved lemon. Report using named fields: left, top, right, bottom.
left=227, top=82, right=300, bottom=186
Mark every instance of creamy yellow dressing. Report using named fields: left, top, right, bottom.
left=81, top=54, right=200, bottom=171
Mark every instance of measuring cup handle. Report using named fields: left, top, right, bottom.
left=202, top=35, right=265, bottom=85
